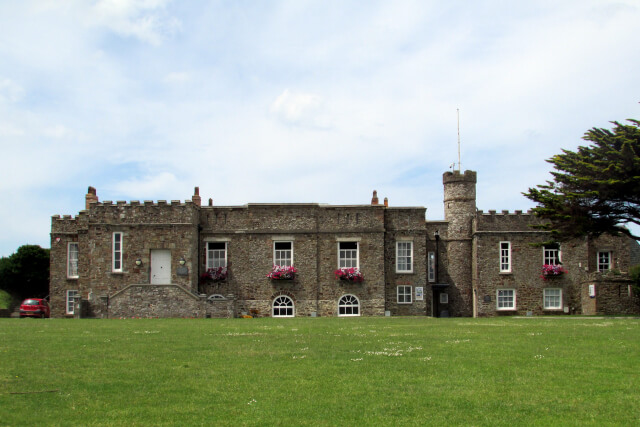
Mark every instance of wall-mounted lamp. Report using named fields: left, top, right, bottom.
left=135, top=258, right=142, bottom=266
left=434, top=230, right=440, bottom=240
left=179, top=257, right=186, bottom=266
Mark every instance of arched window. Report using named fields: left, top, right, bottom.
left=338, top=294, right=360, bottom=317
left=272, top=295, right=294, bottom=317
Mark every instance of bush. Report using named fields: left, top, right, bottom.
left=0, top=289, right=12, bottom=310
left=630, top=265, right=640, bottom=292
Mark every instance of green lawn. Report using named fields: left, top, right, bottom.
left=1, top=317, right=638, bottom=426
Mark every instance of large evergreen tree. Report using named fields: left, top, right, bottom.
left=0, top=245, right=50, bottom=299
left=524, top=119, right=640, bottom=241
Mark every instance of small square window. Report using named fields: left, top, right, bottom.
left=338, top=241, right=359, bottom=269
left=496, top=289, right=516, bottom=310
left=543, top=288, right=562, bottom=310
left=597, top=251, right=611, bottom=272
left=543, top=244, right=561, bottom=265
left=397, top=286, right=412, bottom=304
left=274, top=241, right=293, bottom=267
left=207, top=242, right=227, bottom=269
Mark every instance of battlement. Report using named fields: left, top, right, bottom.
left=443, top=170, right=477, bottom=184
left=476, top=209, right=545, bottom=232
left=93, top=200, right=194, bottom=207
left=478, top=209, right=533, bottom=216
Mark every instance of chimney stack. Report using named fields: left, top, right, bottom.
left=85, top=186, right=98, bottom=210
left=192, top=187, right=201, bottom=206
left=371, top=190, right=379, bottom=205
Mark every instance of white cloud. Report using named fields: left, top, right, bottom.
left=270, top=89, right=328, bottom=128
left=91, top=0, right=181, bottom=45
left=110, top=172, right=182, bottom=199
left=0, top=78, right=24, bottom=103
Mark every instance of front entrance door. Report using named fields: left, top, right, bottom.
left=150, top=250, right=171, bottom=284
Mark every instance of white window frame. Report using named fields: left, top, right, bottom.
left=543, top=244, right=561, bottom=265
left=496, top=289, right=516, bottom=310
left=338, top=241, right=359, bottom=269
left=67, top=242, right=79, bottom=279
left=338, top=294, right=360, bottom=317
left=397, top=285, right=412, bottom=304
left=428, top=251, right=436, bottom=282
left=207, top=242, right=227, bottom=269
left=112, top=232, right=123, bottom=272
left=272, top=295, right=295, bottom=317
left=396, top=241, right=413, bottom=273
left=500, top=241, right=511, bottom=273
left=273, top=241, right=293, bottom=267
left=66, top=290, right=79, bottom=315
left=597, top=251, right=611, bottom=272
left=543, top=288, right=562, bottom=310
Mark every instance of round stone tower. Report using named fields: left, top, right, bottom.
left=442, top=170, right=477, bottom=317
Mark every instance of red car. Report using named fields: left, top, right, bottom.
left=19, top=298, right=50, bottom=318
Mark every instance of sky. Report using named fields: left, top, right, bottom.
left=1, top=0, right=639, bottom=257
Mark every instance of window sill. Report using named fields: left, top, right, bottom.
left=66, top=276, right=79, bottom=280
left=496, top=308, right=516, bottom=312
left=397, top=302, right=413, bottom=305
left=499, top=272, right=512, bottom=275
left=396, top=271, right=414, bottom=275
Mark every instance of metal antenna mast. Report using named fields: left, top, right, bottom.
left=457, top=108, right=461, bottom=172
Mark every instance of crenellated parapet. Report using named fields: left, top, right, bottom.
left=86, top=199, right=199, bottom=225
left=475, top=209, right=546, bottom=232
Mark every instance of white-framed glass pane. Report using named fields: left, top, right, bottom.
left=597, top=251, right=611, bottom=271
left=66, top=290, right=79, bottom=314
left=500, top=242, right=511, bottom=272
left=543, top=244, right=560, bottom=265
left=338, top=295, right=360, bottom=317
left=543, top=288, right=562, bottom=309
left=67, top=243, right=79, bottom=278
left=274, top=241, right=293, bottom=267
left=397, top=286, right=412, bottom=304
left=272, top=295, right=294, bottom=317
left=497, top=289, right=515, bottom=310
left=396, top=241, right=413, bottom=273
left=338, top=241, right=358, bottom=268
left=113, top=232, right=123, bottom=272
left=207, top=242, right=227, bottom=269
left=428, top=252, right=436, bottom=282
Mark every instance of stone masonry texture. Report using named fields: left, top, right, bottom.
left=49, top=173, right=640, bottom=318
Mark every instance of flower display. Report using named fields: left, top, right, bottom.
left=334, top=267, right=364, bottom=283
left=541, top=264, right=567, bottom=280
left=201, top=266, right=228, bottom=282
left=267, top=265, right=297, bottom=280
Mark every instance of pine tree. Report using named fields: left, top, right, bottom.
left=524, top=119, right=640, bottom=240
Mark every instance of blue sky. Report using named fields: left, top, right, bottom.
left=1, top=0, right=639, bottom=257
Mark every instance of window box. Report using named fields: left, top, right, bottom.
left=334, top=267, right=364, bottom=283
left=267, top=265, right=298, bottom=280
left=201, top=266, right=228, bottom=283
left=541, top=264, right=567, bottom=280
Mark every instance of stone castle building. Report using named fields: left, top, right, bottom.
left=49, top=170, right=640, bottom=318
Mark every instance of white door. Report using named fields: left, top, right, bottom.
left=150, top=250, right=171, bottom=284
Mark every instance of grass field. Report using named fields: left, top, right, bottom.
left=1, top=317, right=639, bottom=426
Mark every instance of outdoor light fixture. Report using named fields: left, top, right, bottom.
left=179, top=258, right=186, bottom=266
left=135, top=258, right=142, bottom=266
